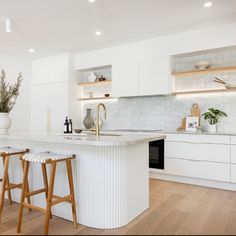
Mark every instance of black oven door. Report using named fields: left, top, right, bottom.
left=149, top=139, right=164, bottom=169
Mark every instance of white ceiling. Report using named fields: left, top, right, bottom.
left=0, top=0, right=236, bottom=59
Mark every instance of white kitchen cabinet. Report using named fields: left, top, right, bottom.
left=230, top=138, right=236, bottom=183
left=166, top=141, right=230, bottom=163
left=32, top=53, right=69, bottom=85
left=231, top=164, right=236, bottom=183
left=163, top=133, right=231, bottom=183
left=30, top=85, right=49, bottom=131
left=112, top=58, right=171, bottom=97
left=166, top=133, right=231, bottom=144
left=112, top=62, right=139, bottom=97
left=231, top=136, right=236, bottom=144
left=31, top=53, right=72, bottom=132
left=231, top=145, right=236, bottom=164
left=165, top=157, right=230, bottom=182
left=139, top=57, right=171, bottom=96
left=231, top=137, right=236, bottom=165
left=31, top=82, right=69, bottom=132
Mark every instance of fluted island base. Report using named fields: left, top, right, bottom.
left=0, top=138, right=150, bottom=229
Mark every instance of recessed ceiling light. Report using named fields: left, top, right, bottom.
left=204, top=2, right=213, bottom=8
left=95, top=31, right=102, bottom=36
left=5, top=19, right=11, bottom=33
left=89, top=0, right=95, bottom=3
left=29, top=48, right=35, bottom=53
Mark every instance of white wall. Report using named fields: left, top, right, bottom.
left=0, top=52, right=31, bottom=131
left=74, top=22, right=236, bottom=70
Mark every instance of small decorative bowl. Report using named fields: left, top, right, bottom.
left=194, top=61, right=211, bottom=70
left=74, top=129, right=83, bottom=134
left=104, top=94, right=110, bottom=97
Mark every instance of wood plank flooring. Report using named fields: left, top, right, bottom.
left=1, top=179, right=236, bottom=235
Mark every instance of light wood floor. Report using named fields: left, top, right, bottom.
left=1, top=179, right=236, bottom=235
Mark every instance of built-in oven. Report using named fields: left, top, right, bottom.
left=149, top=139, right=165, bottom=170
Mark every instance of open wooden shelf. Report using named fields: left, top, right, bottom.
left=78, top=80, right=112, bottom=87
left=173, top=88, right=236, bottom=95
left=172, top=66, right=236, bottom=78
left=78, top=96, right=115, bottom=101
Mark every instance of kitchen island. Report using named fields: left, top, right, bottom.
left=0, top=131, right=165, bottom=229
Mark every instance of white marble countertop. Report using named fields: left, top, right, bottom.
left=165, top=130, right=236, bottom=136
left=0, top=131, right=166, bottom=147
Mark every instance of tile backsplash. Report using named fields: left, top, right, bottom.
left=173, top=47, right=236, bottom=73
left=84, top=93, right=236, bottom=133
left=174, top=46, right=236, bottom=92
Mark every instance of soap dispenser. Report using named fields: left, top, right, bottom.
left=64, top=117, right=69, bottom=133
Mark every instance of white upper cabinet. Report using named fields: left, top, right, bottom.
left=139, top=56, right=171, bottom=96
left=138, top=39, right=171, bottom=96
left=32, top=53, right=69, bottom=85
left=31, top=53, right=71, bottom=132
left=112, top=40, right=171, bottom=97
left=112, top=61, right=139, bottom=97
left=112, top=57, right=171, bottom=97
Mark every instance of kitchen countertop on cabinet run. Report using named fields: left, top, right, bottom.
left=0, top=131, right=166, bottom=147
left=165, top=131, right=236, bottom=136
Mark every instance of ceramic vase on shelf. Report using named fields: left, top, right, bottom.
left=208, top=124, right=217, bottom=133
left=88, top=72, right=97, bottom=83
left=83, top=109, right=95, bottom=129
left=0, top=113, right=12, bottom=133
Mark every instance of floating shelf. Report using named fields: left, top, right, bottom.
left=173, top=88, right=236, bottom=95
left=78, top=97, right=116, bottom=101
left=78, top=80, right=112, bottom=87
left=172, top=66, right=236, bottom=78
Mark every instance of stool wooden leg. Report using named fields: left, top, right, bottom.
left=17, top=161, right=30, bottom=233
left=21, top=159, right=31, bottom=211
left=0, top=155, right=10, bottom=221
left=44, top=162, right=57, bottom=235
left=66, top=160, right=77, bottom=229
left=41, top=163, right=52, bottom=219
left=6, top=174, right=12, bottom=204
left=1, top=156, right=12, bottom=205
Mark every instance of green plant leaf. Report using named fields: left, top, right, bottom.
left=0, top=70, right=23, bottom=113
left=202, top=108, right=227, bottom=125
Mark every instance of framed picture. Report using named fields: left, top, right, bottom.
left=186, top=116, right=199, bottom=132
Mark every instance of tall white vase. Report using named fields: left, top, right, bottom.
left=0, top=113, right=12, bottom=133
left=208, top=124, right=217, bottom=133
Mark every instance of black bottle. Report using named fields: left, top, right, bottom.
left=64, top=117, right=69, bottom=133
left=69, top=119, right=73, bottom=134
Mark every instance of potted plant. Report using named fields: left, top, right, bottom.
left=0, top=70, right=23, bottom=133
left=202, top=108, right=227, bottom=133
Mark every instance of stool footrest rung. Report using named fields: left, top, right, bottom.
left=25, top=188, right=47, bottom=197
left=6, top=183, right=22, bottom=190
left=51, top=195, right=72, bottom=206
left=23, top=203, right=46, bottom=214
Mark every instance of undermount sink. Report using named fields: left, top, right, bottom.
left=100, top=133, right=122, bottom=137
left=87, top=133, right=122, bottom=137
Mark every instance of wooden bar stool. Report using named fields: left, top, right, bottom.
left=17, top=152, right=77, bottom=235
left=0, top=147, right=30, bottom=221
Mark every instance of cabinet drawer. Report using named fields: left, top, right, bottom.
left=166, top=134, right=230, bottom=144
left=165, top=142, right=230, bottom=163
left=165, top=157, right=230, bottom=182
left=231, top=136, right=236, bottom=145
left=231, top=164, right=236, bottom=183
left=231, top=145, right=236, bottom=164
